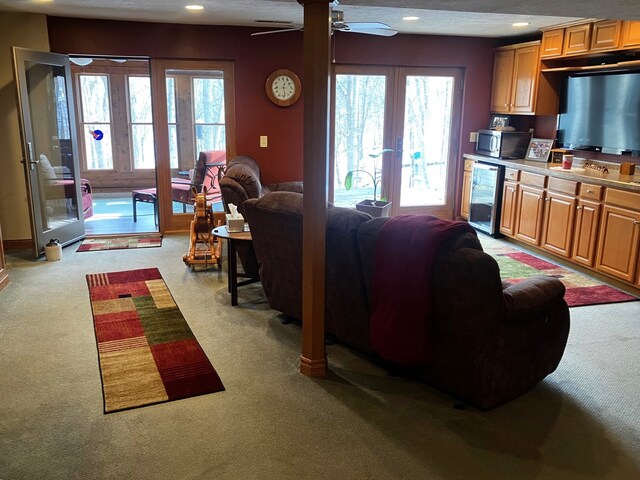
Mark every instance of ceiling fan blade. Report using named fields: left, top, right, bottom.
left=251, top=27, right=302, bottom=37
left=339, top=24, right=398, bottom=37
left=342, top=22, right=392, bottom=30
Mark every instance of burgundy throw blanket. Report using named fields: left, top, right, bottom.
left=370, top=215, right=476, bottom=365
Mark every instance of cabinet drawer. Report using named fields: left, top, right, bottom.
left=579, top=183, right=603, bottom=201
left=464, top=159, right=474, bottom=172
left=604, top=188, right=640, bottom=210
left=504, top=168, right=520, bottom=181
left=520, top=171, right=547, bottom=188
left=548, top=177, right=578, bottom=195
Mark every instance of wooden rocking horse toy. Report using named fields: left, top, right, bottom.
left=182, top=186, right=223, bottom=270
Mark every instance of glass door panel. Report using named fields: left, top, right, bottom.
left=12, top=47, right=84, bottom=256
left=332, top=67, right=393, bottom=208
left=391, top=68, right=463, bottom=217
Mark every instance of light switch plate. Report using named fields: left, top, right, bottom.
left=260, top=136, right=268, bottom=148
left=469, top=132, right=478, bottom=143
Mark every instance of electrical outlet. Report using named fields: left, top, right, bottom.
left=260, top=136, right=268, bottom=148
left=469, top=132, right=478, bottom=143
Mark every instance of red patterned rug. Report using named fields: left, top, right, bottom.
left=482, top=239, right=638, bottom=307
left=86, top=268, right=224, bottom=413
left=78, top=234, right=162, bottom=252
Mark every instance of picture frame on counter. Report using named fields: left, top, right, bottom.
left=489, top=114, right=510, bottom=130
left=525, top=138, right=554, bottom=162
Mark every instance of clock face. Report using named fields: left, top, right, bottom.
left=272, top=75, right=296, bottom=100
left=266, top=69, right=301, bottom=106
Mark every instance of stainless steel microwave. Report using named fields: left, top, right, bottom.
left=475, top=129, right=531, bottom=159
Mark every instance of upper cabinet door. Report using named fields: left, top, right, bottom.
left=489, top=49, right=514, bottom=114
left=510, top=44, right=539, bottom=114
left=541, top=29, right=565, bottom=58
left=563, top=23, right=592, bottom=55
left=590, top=20, right=622, bottom=51
left=621, top=20, right=640, bottom=48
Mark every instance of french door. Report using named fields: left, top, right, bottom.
left=12, top=47, right=84, bottom=257
left=332, top=65, right=463, bottom=218
left=151, top=59, right=236, bottom=231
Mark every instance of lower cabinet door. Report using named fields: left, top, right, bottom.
left=515, top=185, right=545, bottom=246
left=541, top=192, right=576, bottom=257
left=595, top=205, right=640, bottom=282
left=571, top=199, right=601, bottom=267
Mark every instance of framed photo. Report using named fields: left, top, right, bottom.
left=489, top=115, right=510, bottom=129
left=525, top=138, right=554, bottom=162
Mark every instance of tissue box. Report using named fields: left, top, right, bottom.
left=226, top=214, right=245, bottom=233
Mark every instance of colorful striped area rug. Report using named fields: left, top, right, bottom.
left=78, top=234, right=162, bottom=252
left=482, top=238, right=638, bottom=308
left=86, top=268, right=224, bottom=413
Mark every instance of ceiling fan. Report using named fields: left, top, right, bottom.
left=251, top=4, right=397, bottom=37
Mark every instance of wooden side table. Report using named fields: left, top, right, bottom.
left=212, top=225, right=259, bottom=305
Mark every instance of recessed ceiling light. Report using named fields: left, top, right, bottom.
left=512, top=22, right=530, bottom=27
left=185, top=5, right=204, bottom=11
left=403, top=16, right=420, bottom=21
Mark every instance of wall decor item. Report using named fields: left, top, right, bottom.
left=489, top=114, right=510, bottom=130
left=525, top=138, right=554, bottom=162
left=265, top=69, right=301, bottom=107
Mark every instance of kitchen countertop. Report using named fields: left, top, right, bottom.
left=464, top=153, right=640, bottom=193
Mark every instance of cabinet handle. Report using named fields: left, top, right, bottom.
left=586, top=189, right=594, bottom=193
left=635, top=220, right=640, bottom=225
left=576, top=206, right=582, bottom=210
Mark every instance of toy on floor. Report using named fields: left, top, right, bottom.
left=183, top=186, right=224, bottom=270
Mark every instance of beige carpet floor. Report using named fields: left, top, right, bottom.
left=0, top=233, right=639, bottom=479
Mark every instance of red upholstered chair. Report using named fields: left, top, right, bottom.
left=171, top=150, right=226, bottom=212
left=132, top=150, right=226, bottom=222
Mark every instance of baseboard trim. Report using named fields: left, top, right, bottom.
left=3, top=239, right=33, bottom=251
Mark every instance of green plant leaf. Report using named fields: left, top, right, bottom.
left=345, top=171, right=353, bottom=191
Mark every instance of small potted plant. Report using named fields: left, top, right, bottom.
left=344, top=148, right=393, bottom=217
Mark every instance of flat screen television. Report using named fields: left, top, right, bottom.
left=556, top=71, right=640, bottom=156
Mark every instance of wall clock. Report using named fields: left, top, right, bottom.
left=265, top=69, right=302, bottom=107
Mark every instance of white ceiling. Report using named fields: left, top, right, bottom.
left=0, top=0, right=638, bottom=38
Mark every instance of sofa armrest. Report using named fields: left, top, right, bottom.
left=502, top=276, right=566, bottom=322
left=265, top=181, right=303, bottom=194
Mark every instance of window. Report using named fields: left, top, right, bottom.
left=166, top=77, right=178, bottom=169
left=193, top=76, right=226, bottom=153
left=79, top=74, right=113, bottom=170
left=128, top=76, right=155, bottom=169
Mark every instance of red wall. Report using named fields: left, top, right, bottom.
left=47, top=17, right=495, bottom=186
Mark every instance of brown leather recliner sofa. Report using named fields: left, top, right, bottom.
left=243, top=191, right=570, bottom=409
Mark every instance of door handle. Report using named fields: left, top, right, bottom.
left=27, top=141, right=39, bottom=170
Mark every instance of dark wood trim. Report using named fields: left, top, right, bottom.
left=3, top=239, right=34, bottom=251
left=298, top=0, right=332, bottom=377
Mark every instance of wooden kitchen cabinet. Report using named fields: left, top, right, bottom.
left=541, top=193, right=576, bottom=258
left=541, top=177, right=578, bottom=258
left=571, top=183, right=602, bottom=267
left=595, top=189, right=640, bottom=283
left=0, top=224, right=8, bottom=292
left=460, top=160, right=473, bottom=219
left=490, top=41, right=540, bottom=114
left=514, top=172, right=547, bottom=246
left=515, top=185, right=546, bottom=246
left=500, top=180, right=518, bottom=236
left=563, top=23, right=592, bottom=55
left=540, top=29, right=565, bottom=58
left=590, top=20, right=622, bottom=51
left=621, top=20, right=640, bottom=48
